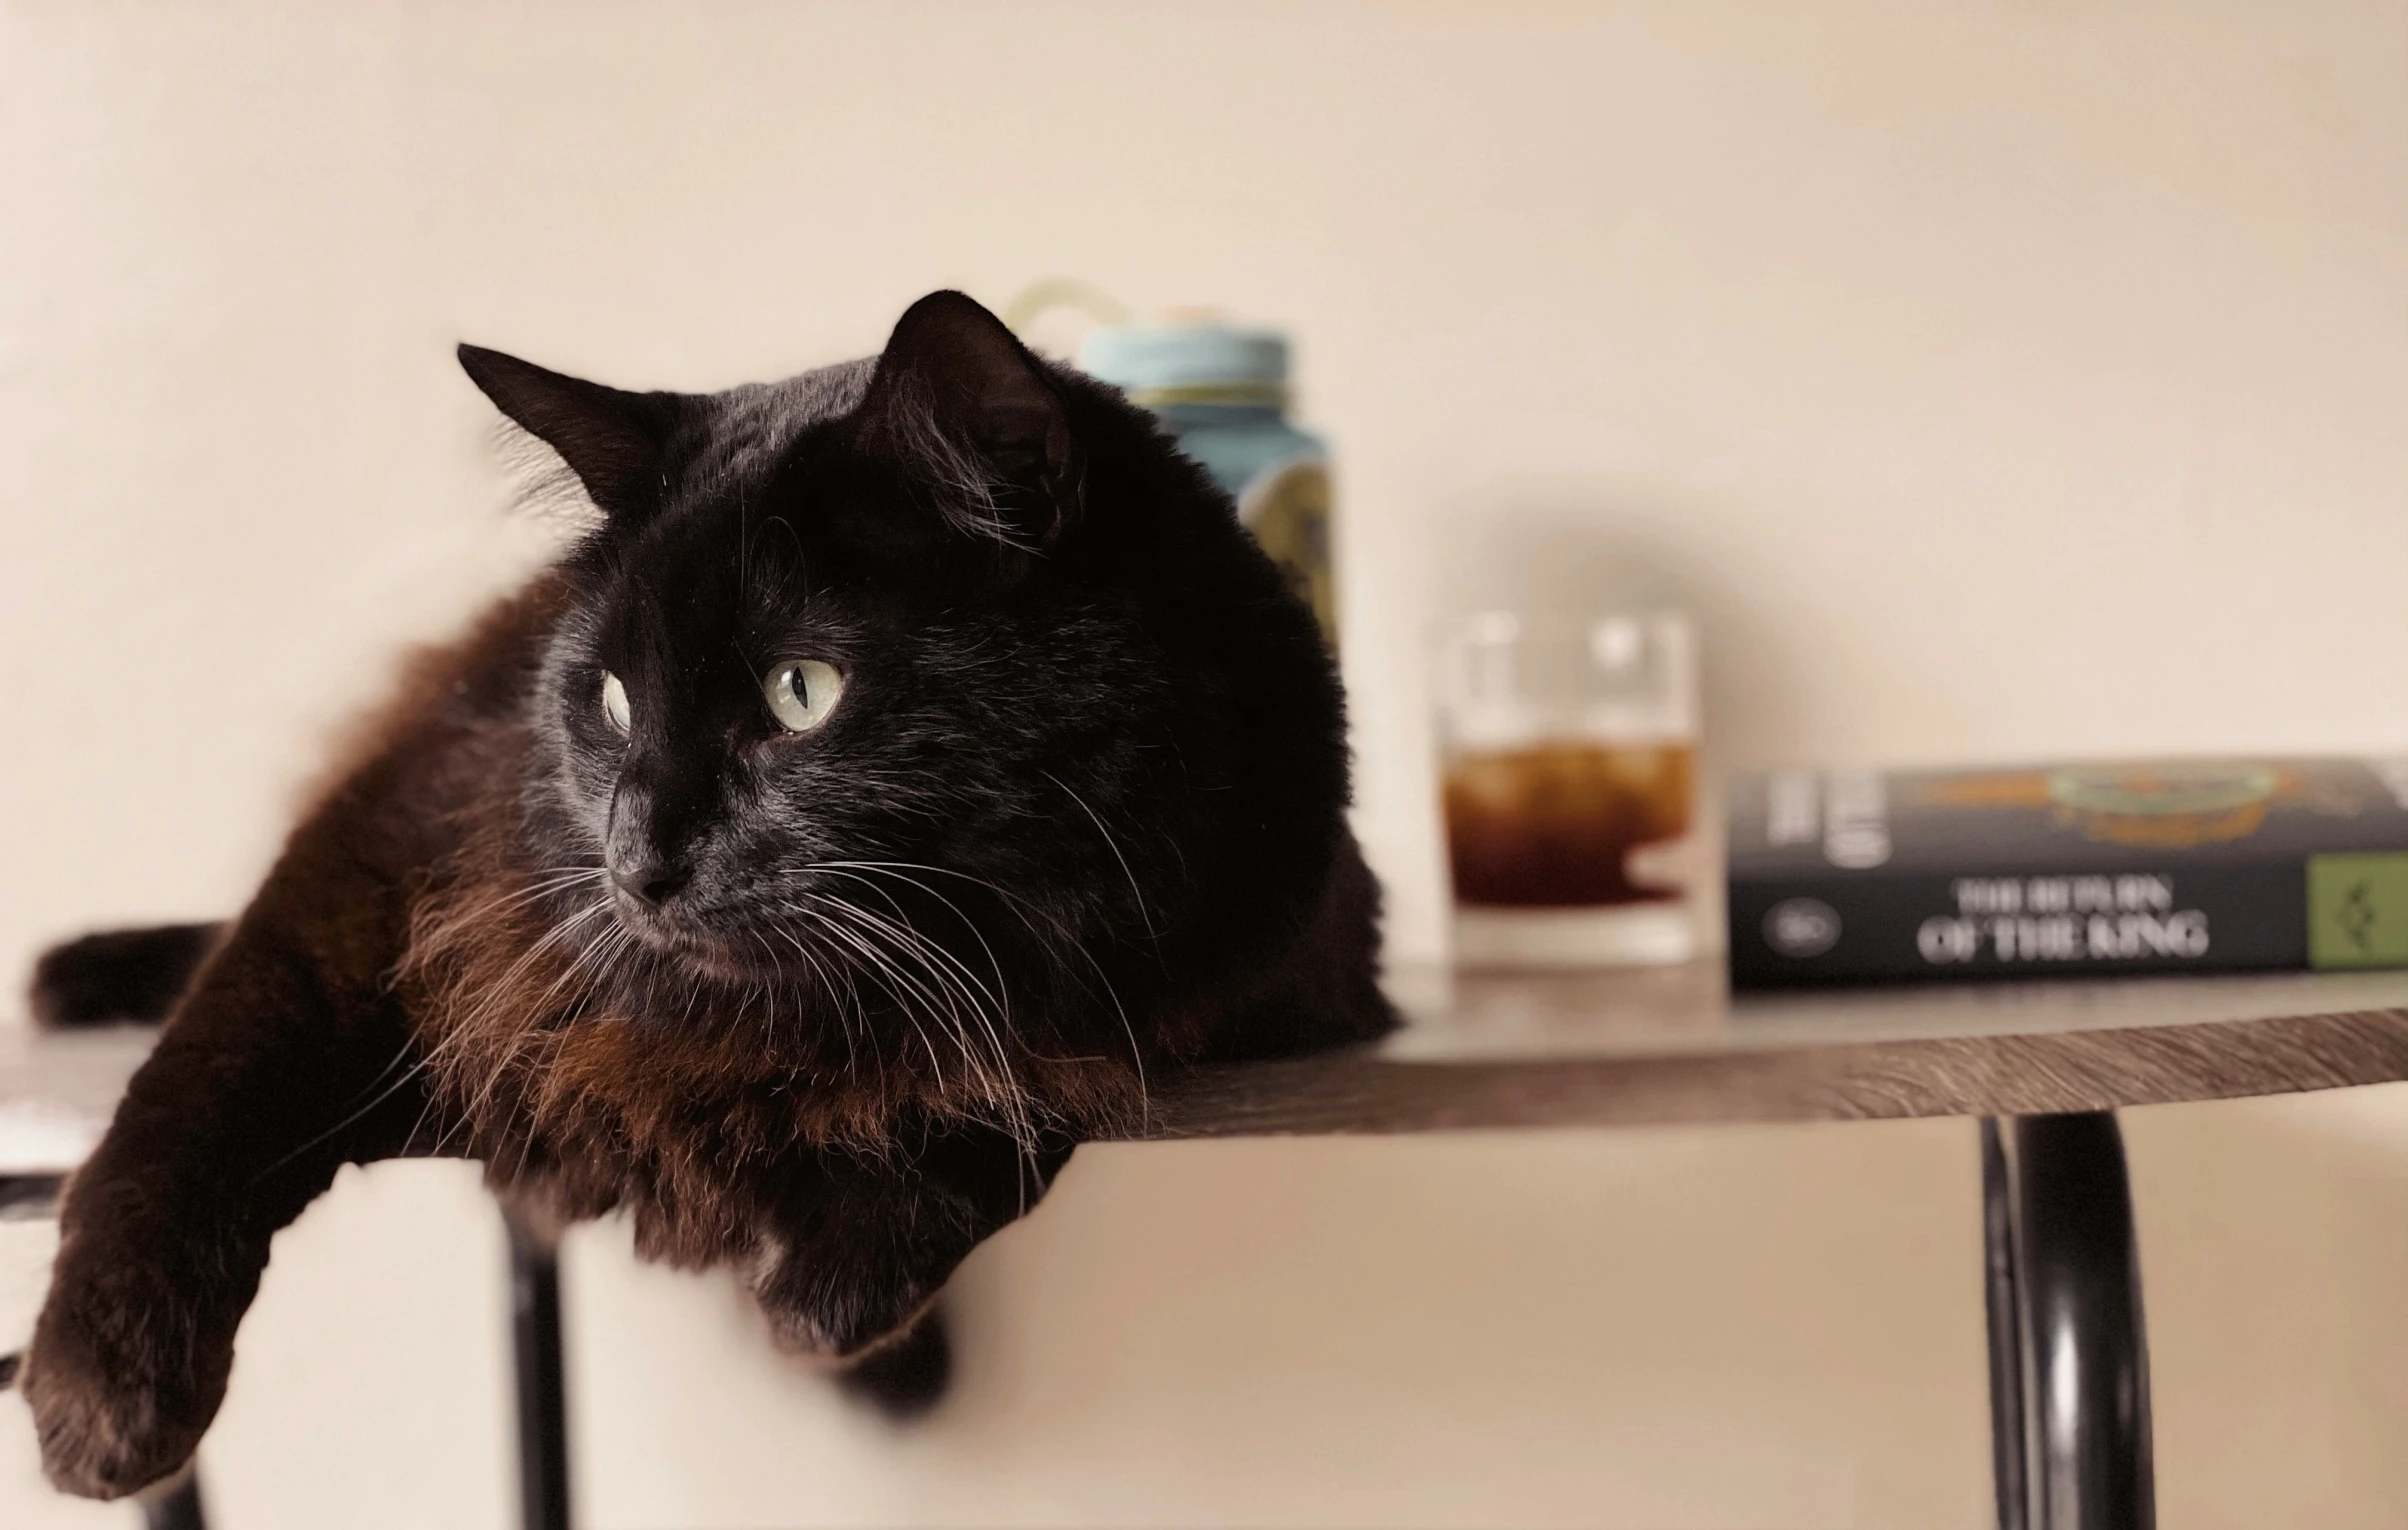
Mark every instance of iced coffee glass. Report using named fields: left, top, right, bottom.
left=1436, top=611, right=1701, bottom=967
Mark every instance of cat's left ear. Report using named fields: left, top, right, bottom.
left=855, top=291, right=1084, bottom=550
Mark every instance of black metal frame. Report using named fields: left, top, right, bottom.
left=505, top=1209, right=572, bottom=1530
left=1982, top=1113, right=2155, bottom=1530
left=140, top=1475, right=207, bottom=1530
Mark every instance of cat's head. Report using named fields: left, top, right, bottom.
left=455, top=292, right=1344, bottom=1089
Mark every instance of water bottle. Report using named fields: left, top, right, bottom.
left=1077, top=319, right=1337, bottom=649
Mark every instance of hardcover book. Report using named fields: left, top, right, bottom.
left=1726, top=758, right=2408, bottom=989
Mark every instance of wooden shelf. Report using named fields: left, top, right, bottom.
left=1119, top=963, right=2408, bottom=1139
left=15, top=965, right=2408, bottom=1170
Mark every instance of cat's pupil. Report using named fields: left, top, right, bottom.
left=763, top=659, right=840, bottom=733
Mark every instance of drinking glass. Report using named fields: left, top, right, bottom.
left=1435, top=611, right=1701, bottom=967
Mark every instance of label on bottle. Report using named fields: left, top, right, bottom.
left=1237, top=455, right=1337, bottom=650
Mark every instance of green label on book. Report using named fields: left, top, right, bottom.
left=2307, top=854, right=2408, bottom=968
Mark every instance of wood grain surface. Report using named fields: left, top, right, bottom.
left=1114, top=966, right=2408, bottom=1139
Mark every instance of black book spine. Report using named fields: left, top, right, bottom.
left=1727, top=863, right=2309, bottom=989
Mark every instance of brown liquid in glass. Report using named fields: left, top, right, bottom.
left=1444, top=741, right=1696, bottom=907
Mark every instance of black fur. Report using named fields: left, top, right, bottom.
left=29, top=925, right=223, bottom=1029
left=495, top=295, right=1385, bottom=1087
left=21, top=291, right=1393, bottom=1499
left=836, top=1306, right=953, bottom=1419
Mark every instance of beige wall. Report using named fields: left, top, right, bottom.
left=3, top=2, right=2406, bottom=1526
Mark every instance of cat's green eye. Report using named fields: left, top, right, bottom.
left=600, top=671, right=632, bottom=735
left=763, top=660, right=843, bottom=734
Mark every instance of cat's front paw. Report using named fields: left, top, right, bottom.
left=755, top=1269, right=937, bottom=1360
left=750, top=1230, right=948, bottom=1361
left=20, top=1271, right=230, bottom=1499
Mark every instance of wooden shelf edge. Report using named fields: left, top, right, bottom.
left=1110, top=1008, right=2408, bottom=1140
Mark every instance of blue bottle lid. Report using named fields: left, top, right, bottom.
left=1076, top=320, right=1290, bottom=407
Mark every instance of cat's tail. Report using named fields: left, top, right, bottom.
left=28, top=923, right=225, bottom=1029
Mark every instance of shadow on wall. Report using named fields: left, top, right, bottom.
left=541, top=1120, right=1990, bottom=1528
left=2126, top=1086, right=2408, bottom=1529
left=941, top=1094, right=2408, bottom=1530
left=666, top=1119, right=2001, bottom=1530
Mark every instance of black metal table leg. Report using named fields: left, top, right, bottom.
left=1981, top=1121, right=2029, bottom=1530
left=505, top=1207, right=571, bottom=1530
left=141, top=1473, right=207, bottom=1530
left=1982, top=1113, right=2154, bottom=1530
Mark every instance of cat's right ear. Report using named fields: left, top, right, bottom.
left=457, top=345, right=685, bottom=524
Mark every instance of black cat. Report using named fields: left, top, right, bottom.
left=21, top=290, right=1393, bottom=1499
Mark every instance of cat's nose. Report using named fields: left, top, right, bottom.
left=612, top=857, right=692, bottom=908
left=607, top=773, right=707, bottom=909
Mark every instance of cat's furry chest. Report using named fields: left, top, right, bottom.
left=397, top=836, right=1146, bottom=1271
